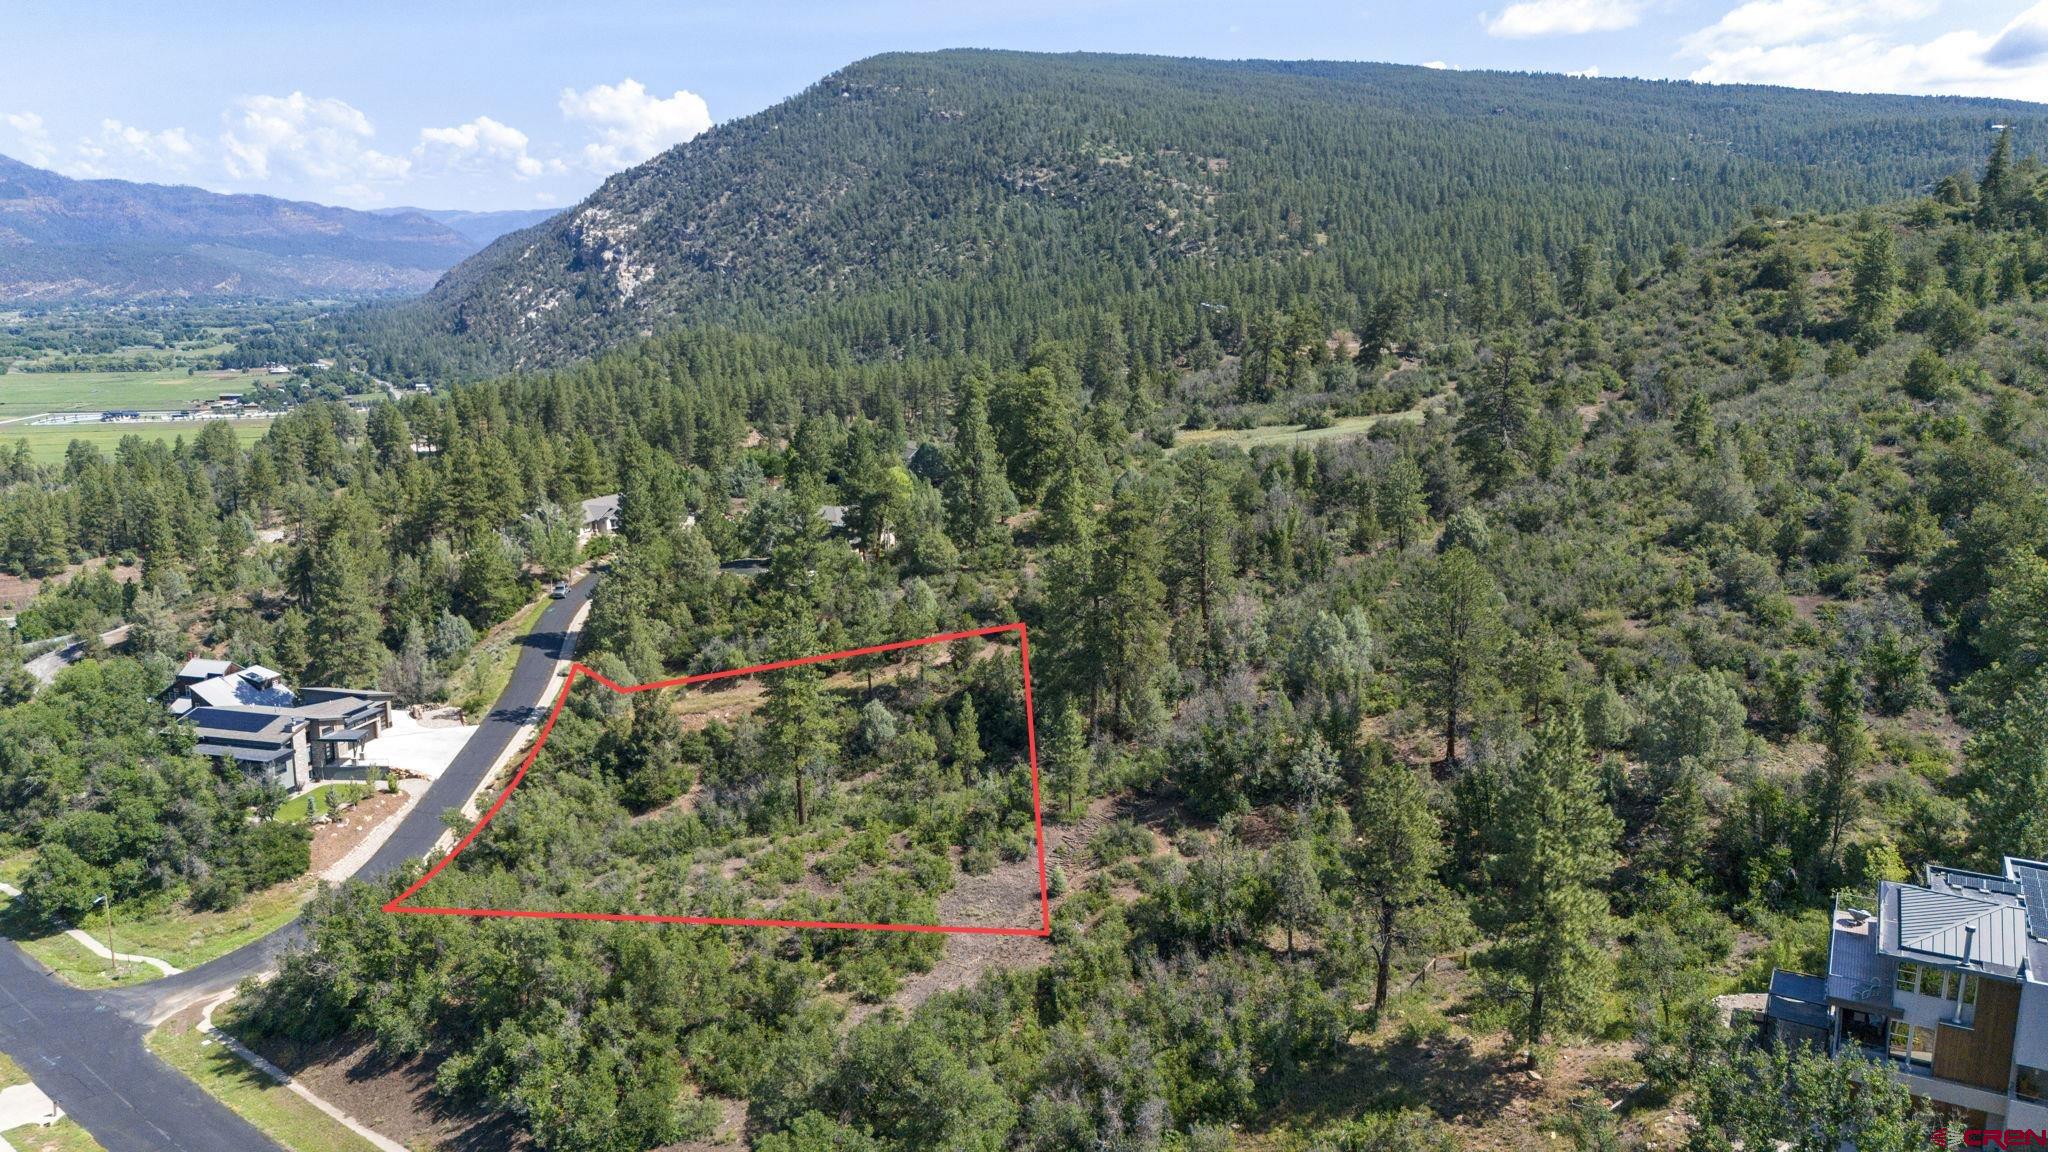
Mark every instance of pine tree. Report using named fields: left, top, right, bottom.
left=1978, top=125, right=2014, bottom=229
left=1042, top=701, right=1091, bottom=817
left=941, top=376, right=1016, bottom=562
left=305, top=536, right=385, bottom=687
left=1807, top=661, right=1870, bottom=889
left=1167, top=448, right=1237, bottom=668
left=1848, top=226, right=1899, bottom=349
left=1964, top=675, right=2048, bottom=863
left=1352, top=753, right=1448, bottom=1016
left=1490, top=713, right=1619, bottom=1051
left=1392, top=547, right=1507, bottom=767
left=764, top=615, right=835, bottom=827
left=1271, top=836, right=1322, bottom=962
left=952, top=693, right=985, bottom=780
left=1089, top=482, right=1169, bottom=735
left=1455, top=340, right=1539, bottom=493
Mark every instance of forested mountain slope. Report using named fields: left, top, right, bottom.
left=5, top=131, right=2044, bottom=1149
left=0, top=154, right=478, bottom=301
left=361, top=50, right=2048, bottom=374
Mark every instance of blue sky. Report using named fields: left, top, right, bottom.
left=8, top=0, right=2048, bottom=211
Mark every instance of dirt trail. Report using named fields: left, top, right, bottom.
left=851, top=794, right=1124, bottom=1023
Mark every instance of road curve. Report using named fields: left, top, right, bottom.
left=0, top=574, right=596, bottom=1152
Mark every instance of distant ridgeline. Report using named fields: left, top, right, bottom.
left=342, top=50, right=2048, bottom=376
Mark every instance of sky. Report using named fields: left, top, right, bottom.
left=9, top=0, right=2048, bottom=212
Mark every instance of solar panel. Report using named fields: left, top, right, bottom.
left=2018, top=864, right=2048, bottom=941
left=187, top=707, right=279, bottom=734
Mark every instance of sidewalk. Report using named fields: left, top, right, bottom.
left=0, top=882, right=179, bottom=977
left=196, top=991, right=406, bottom=1152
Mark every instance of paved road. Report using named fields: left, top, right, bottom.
left=0, top=574, right=595, bottom=1152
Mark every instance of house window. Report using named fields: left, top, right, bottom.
left=1895, top=963, right=1924, bottom=995
left=2018, top=1066, right=2046, bottom=1103
left=1886, top=1020, right=1935, bottom=1066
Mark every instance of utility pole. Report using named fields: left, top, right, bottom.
left=92, top=892, right=116, bottom=980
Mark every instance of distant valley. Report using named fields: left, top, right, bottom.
left=0, top=155, right=524, bottom=302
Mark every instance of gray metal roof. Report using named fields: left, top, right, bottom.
left=1890, top=883, right=2030, bottom=973
left=1771, top=969, right=1828, bottom=1005
left=177, top=657, right=237, bottom=681
left=193, top=742, right=291, bottom=764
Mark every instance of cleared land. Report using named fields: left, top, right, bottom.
left=1166, top=390, right=1450, bottom=454
left=0, top=369, right=271, bottom=420
left=2, top=417, right=275, bottom=464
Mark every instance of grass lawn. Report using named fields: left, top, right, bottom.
left=0, top=878, right=313, bottom=988
left=0, top=418, right=275, bottom=465
left=0, top=1052, right=108, bottom=1152
left=2, top=1118, right=107, bottom=1152
left=148, top=1010, right=380, bottom=1152
left=0, top=369, right=271, bottom=420
left=274, top=783, right=371, bottom=824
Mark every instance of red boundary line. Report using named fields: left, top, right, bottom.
left=383, top=622, right=1052, bottom=937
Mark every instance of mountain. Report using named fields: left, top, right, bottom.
left=369, top=50, right=2048, bottom=372
left=0, top=154, right=477, bottom=302
left=374, top=206, right=561, bottom=247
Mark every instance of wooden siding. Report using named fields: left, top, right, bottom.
left=1934, top=977, right=2021, bottom=1093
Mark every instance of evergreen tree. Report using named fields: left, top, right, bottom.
left=1352, top=754, right=1448, bottom=1017
left=1489, top=713, right=1619, bottom=1051
left=1806, top=661, right=1869, bottom=889
left=1393, top=547, right=1507, bottom=767
left=1042, top=700, right=1091, bottom=818
left=1848, top=225, right=1899, bottom=348
left=1271, top=835, right=1322, bottom=961
left=1167, top=448, right=1237, bottom=669
left=305, top=535, right=385, bottom=687
left=941, top=376, right=1016, bottom=562
left=1455, top=340, right=1539, bottom=493
left=1977, top=125, right=2014, bottom=229
left=1963, top=674, right=2048, bottom=862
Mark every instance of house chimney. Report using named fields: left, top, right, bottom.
left=1962, top=925, right=1976, bottom=968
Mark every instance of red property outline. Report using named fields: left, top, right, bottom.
left=384, top=622, right=1051, bottom=937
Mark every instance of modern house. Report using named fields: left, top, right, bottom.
left=169, top=658, right=395, bottom=791
left=580, top=494, right=621, bottom=543
left=1764, top=856, right=2048, bottom=1131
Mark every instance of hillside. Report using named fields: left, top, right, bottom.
left=0, top=154, right=477, bottom=301
left=369, top=49, right=2048, bottom=372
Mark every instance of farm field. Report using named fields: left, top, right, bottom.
left=0, top=368, right=272, bottom=420
left=1, top=417, right=275, bottom=463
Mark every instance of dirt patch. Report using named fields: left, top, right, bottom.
left=307, top=789, right=409, bottom=875
left=244, top=1030, right=530, bottom=1152
left=0, top=571, right=39, bottom=610
left=651, top=1095, right=748, bottom=1150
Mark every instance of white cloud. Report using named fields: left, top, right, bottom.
left=1422, top=60, right=1454, bottom=69
left=416, top=115, right=549, bottom=179
left=71, top=119, right=199, bottom=179
left=1567, top=65, right=1603, bottom=76
left=1683, top=0, right=2048, bottom=101
left=1485, top=0, right=1644, bottom=38
left=559, top=78, right=711, bottom=172
left=4, top=111, right=54, bottom=167
left=1680, top=0, right=1934, bottom=55
left=220, top=92, right=409, bottom=191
